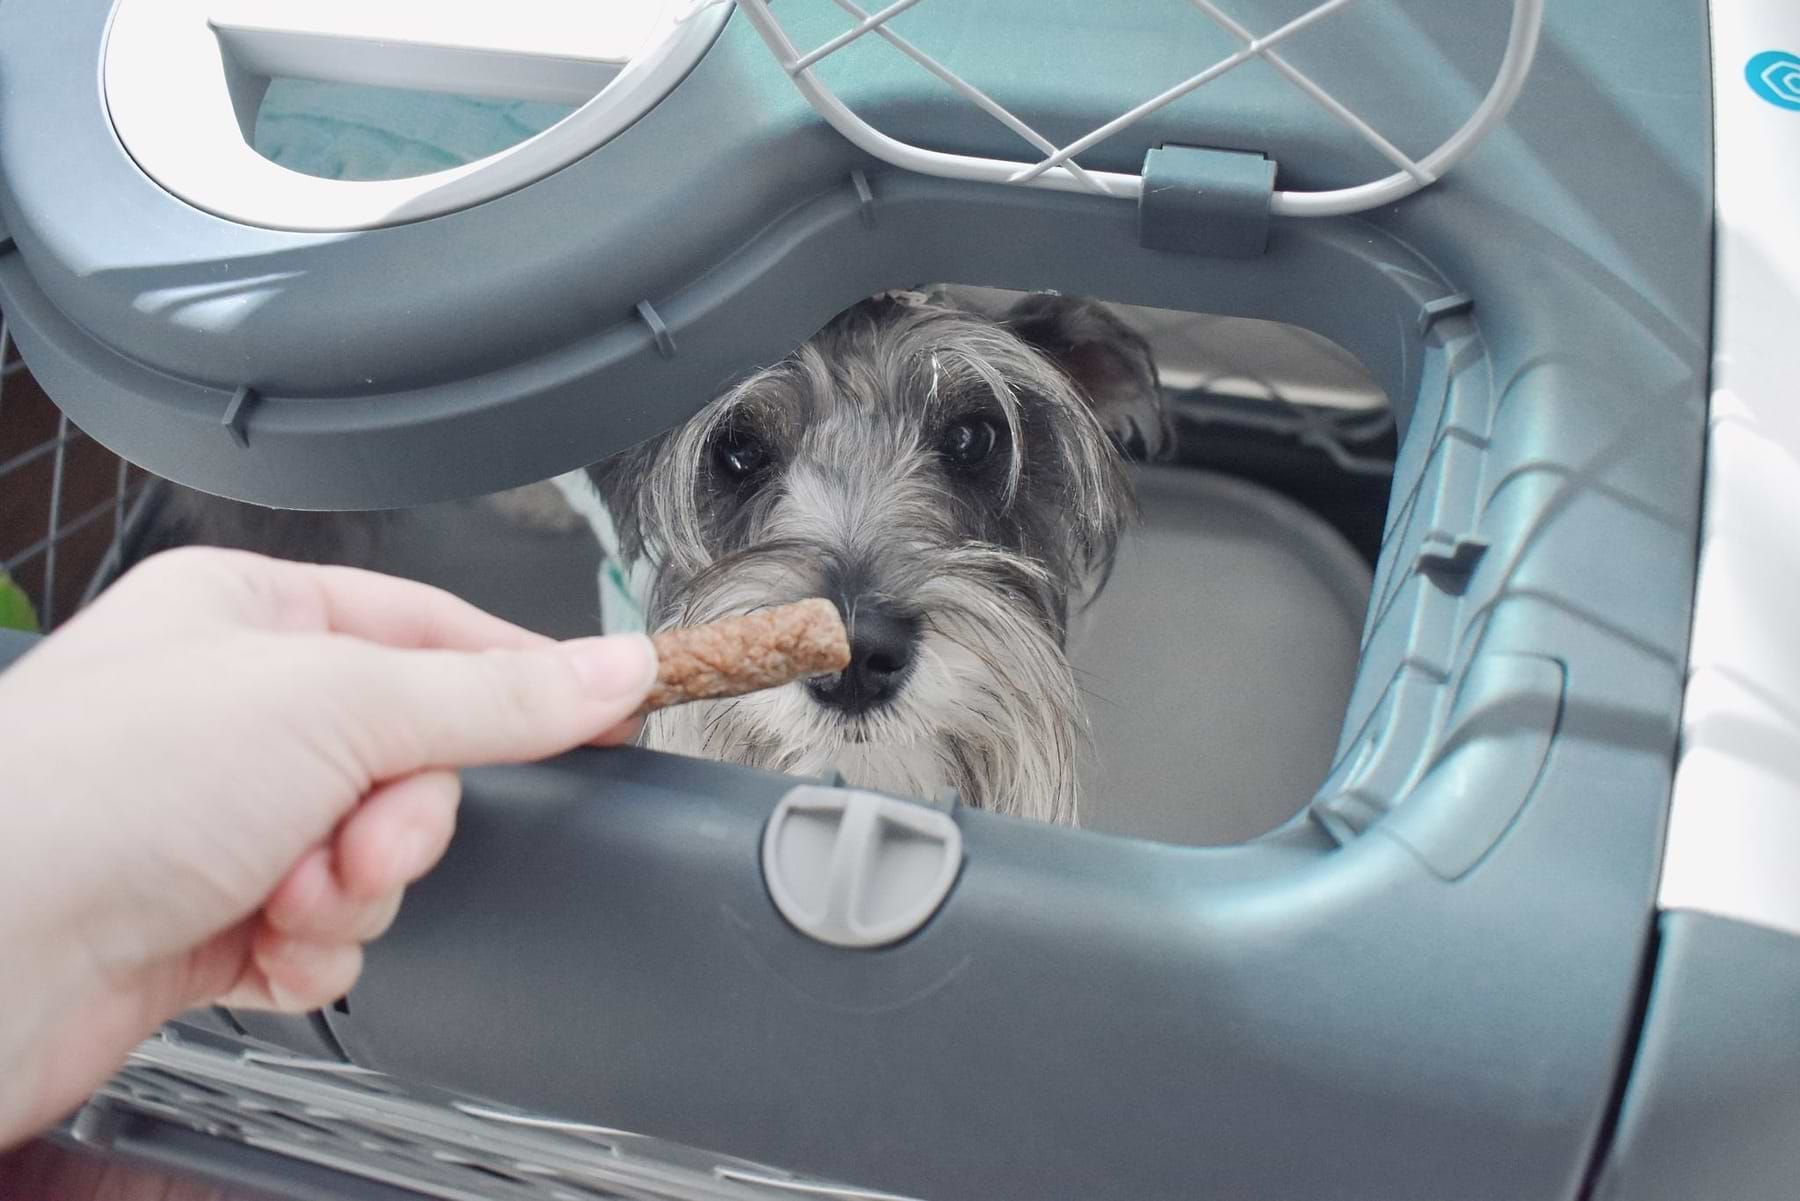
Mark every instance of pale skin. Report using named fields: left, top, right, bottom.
left=0, top=547, right=658, bottom=1149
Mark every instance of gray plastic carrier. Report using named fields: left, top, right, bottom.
left=1, top=0, right=1783, bottom=1199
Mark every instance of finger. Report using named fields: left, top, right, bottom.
left=325, top=634, right=658, bottom=776
left=63, top=547, right=271, bottom=638
left=243, top=928, right=364, bottom=1013
left=262, top=848, right=404, bottom=944
left=335, top=769, right=460, bottom=900
left=102, top=550, right=561, bottom=662
left=106, top=549, right=560, bottom=656
left=347, top=889, right=405, bottom=944
left=592, top=714, right=644, bottom=747
left=270, top=559, right=558, bottom=651
left=263, top=771, right=456, bottom=941
left=167, top=917, right=258, bottom=1013
left=262, top=846, right=338, bottom=938
left=197, top=925, right=366, bottom=1013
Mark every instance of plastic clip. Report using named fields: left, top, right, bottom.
left=221, top=385, right=257, bottom=449
left=851, top=169, right=876, bottom=228
left=1138, top=145, right=1276, bottom=259
left=635, top=300, right=677, bottom=359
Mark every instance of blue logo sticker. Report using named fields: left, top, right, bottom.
left=1747, top=50, right=1800, bottom=111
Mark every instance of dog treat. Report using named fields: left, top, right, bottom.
left=641, top=598, right=850, bottom=713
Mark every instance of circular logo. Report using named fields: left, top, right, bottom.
left=1747, top=50, right=1800, bottom=111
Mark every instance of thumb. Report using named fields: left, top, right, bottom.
left=331, top=634, right=659, bottom=777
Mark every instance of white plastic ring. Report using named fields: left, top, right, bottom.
left=102, top=0, right=732, bottom=233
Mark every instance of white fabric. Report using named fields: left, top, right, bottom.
left=550, top=471, right=653, bottom=634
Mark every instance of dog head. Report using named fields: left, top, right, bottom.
left=590, top=291, right=1165, bottom=822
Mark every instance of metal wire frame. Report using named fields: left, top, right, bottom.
left=725, top=0, right=1544, bottom=217
left=0, top=311, right=153, bottom=631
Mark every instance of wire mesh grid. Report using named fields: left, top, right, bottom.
left=79, top=1031, right=922, bottom=1201
left=0, top=310, right=154, bottom=634
left=721, top=0, right=1542, bottom=217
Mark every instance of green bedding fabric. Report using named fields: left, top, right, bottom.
left=253, top=79, right=574, bottom=182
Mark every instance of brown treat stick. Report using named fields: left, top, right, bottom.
left=639, top=598, right=850, bottom=714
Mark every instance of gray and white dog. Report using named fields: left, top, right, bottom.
left=579, top=289, right=1167, bottom=823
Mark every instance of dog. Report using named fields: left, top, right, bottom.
left=572, top=289, right=1167, bottom=823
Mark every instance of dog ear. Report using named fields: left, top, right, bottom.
left=584, top=433, right=667, bottom=566
left=1004, top=294, right=1171, bottom=462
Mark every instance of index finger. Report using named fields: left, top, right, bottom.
left=290, top=562, right=555, bottom=652
left=145, top=549, right=558, bottom=651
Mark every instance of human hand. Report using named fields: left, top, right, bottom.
left=0, top=548, right=656, bottom=1147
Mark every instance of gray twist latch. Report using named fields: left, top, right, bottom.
left=761, top=785, right=963, bottom=949
left=1138, top=144, right=1276, bottom=259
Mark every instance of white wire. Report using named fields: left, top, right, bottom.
left=1004, top=0, right=1358, bottom=185
left=788, top=0, right=929, bottom=73
left=735, top=0, right=1144, bottom=198
left=1273, top=0, right=1544, bottom=216
left=822, top=0, right=1121, bottom=196
left=1185, top=0, right=1430, bottom=185
left=734, top=0, right=1547, bottom=220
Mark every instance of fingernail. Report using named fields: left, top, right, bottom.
left=564, top=634, right=657, bottom=699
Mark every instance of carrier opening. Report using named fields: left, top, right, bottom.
left=1, top=288, right=1391, bottom=848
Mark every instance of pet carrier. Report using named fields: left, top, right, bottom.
left=0, top=0, right=1796, bottom=1197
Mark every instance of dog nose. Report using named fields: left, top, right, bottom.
left=808, top=601, right=919, bottom=714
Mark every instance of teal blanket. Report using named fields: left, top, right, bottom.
left=253, top=79, right=574, bottom=181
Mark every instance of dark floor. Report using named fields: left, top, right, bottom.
left=0, top=1140, right=268, bottom=1201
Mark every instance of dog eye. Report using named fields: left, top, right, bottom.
left=940, top=417, right=999, bottom=468
left=713, top=428, right=770, bottom=481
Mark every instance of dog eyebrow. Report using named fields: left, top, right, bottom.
left=916, top=351, right=999, bottom=417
